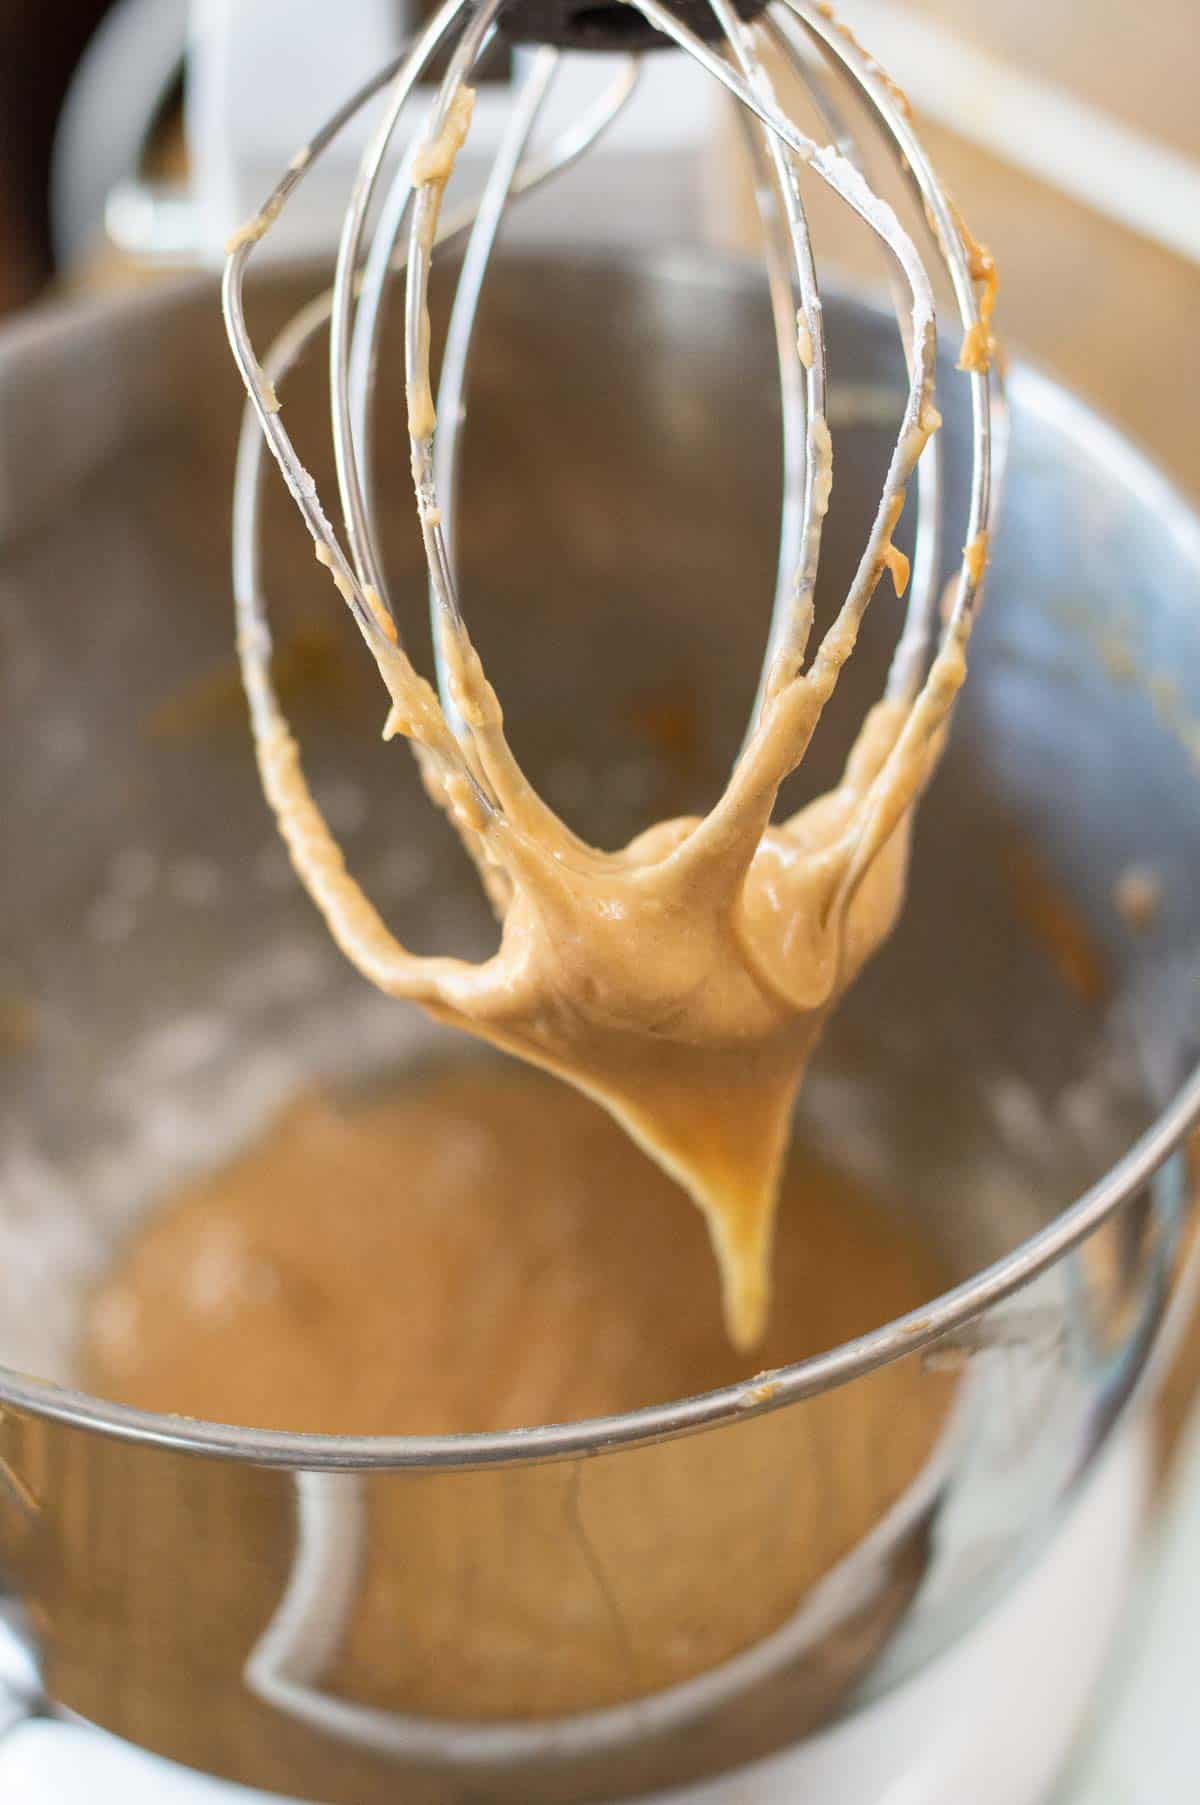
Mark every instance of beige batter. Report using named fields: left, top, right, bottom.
left=85, top=1064, right=956, bottom=1716
left=85, top=1062, right=950, bottom=1433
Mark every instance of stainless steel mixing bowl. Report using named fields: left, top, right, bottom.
left=1, top=252, right=1199, bottom=1803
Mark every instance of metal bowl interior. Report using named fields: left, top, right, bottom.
left=0, top=252, right=1198, bottom=1460
left=1, top=251, right=1200, bottom=1800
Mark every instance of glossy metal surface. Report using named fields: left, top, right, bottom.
left=1, top=257, right=1199, bottom=1801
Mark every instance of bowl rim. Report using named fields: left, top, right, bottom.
left=3, top=254, right=1200, bottom=1470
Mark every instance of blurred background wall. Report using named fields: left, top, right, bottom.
left=0, top=0, right=117, bottom=311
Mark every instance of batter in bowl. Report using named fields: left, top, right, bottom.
left=85, top=1062, right=951, bottom=1434
left=84, top=1063, right=956, bottom=1715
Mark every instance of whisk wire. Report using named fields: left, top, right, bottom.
left=227, top=22, right=639, bottom=787
left=346, top=56, right=641, bottom=648
left=430, top=48, right=561, bottom=743
left=782, top=1, right=999, bottom=653
left=711, top=0, right=829, bottom=733
left=225, top=0, right=997, bottom=875
left=762, top=8, right=945, bottom=703
left=630, top=0, right=940, bottom=720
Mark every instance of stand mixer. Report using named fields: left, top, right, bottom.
left=2, top=3, right=1200, bottom=1803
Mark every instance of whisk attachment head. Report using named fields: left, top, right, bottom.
left=224, top=0, right=999, bottom=772
left=221, top=0, right=1002, bottom=1343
